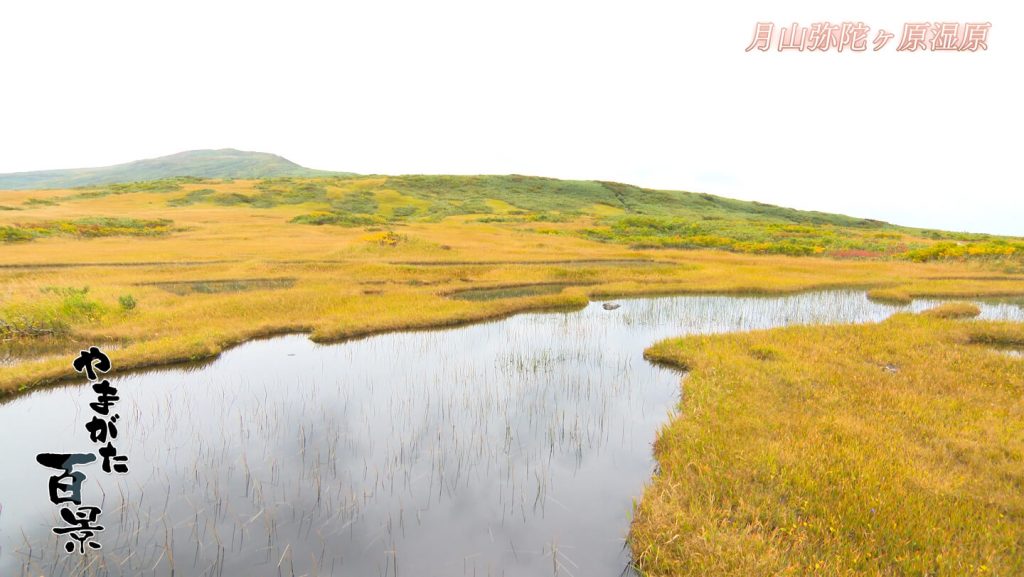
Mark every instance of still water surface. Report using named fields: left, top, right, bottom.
left=1, top=292, right=1021, bottom=576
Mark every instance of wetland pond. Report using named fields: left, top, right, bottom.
left=1, top=291, right=1022, bottom=577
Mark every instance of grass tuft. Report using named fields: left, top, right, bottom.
left=922, top=302, right=982, bottom=319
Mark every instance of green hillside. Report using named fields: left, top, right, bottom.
left=254, top=175, right=1020, bottom=260
left=2, top=154, right=1021, bottom=263
left=0, top=149, right=347, bottom=190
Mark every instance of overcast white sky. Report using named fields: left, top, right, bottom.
left=0, top=1, right=1020, bottom=234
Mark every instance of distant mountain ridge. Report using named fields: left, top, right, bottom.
left=0, top=149, right=347, bottom=190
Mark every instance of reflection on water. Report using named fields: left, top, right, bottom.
left=0, top=292, right=1020, bottom=577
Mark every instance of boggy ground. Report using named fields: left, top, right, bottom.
left=2, top=176, right=1024, bottom=575
left=1, top=176, right=1024, bottom=398
left=635, top=310, right=1024, bottom=576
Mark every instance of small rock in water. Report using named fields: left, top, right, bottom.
left=602, top=302, right=621, bottom=310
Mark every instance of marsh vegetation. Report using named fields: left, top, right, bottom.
left=4, top=292, right=1020, bottom=576
left=636, top=305, right=1024, bottom=577
left=2, top=174, right=1024, bottom=576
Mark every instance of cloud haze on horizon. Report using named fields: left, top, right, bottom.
left=0, top=1, right=1020, bottom=235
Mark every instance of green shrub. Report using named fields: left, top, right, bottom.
left=0, top=226, right=36, bottom=242
left=0, top=218, right=175, bottom=242
left=290, top=212, right=386, bottom=227
left=332, top=191, right=379, bottom=214
left=391, top=206, right=418, bottom=219
left=0, top=287, right=106, bottom=339
left=23, top=198, right=59, bottom=206
left=167, top=188, right=216, bottom=207
left=119, top=294, right=137, bottom=311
